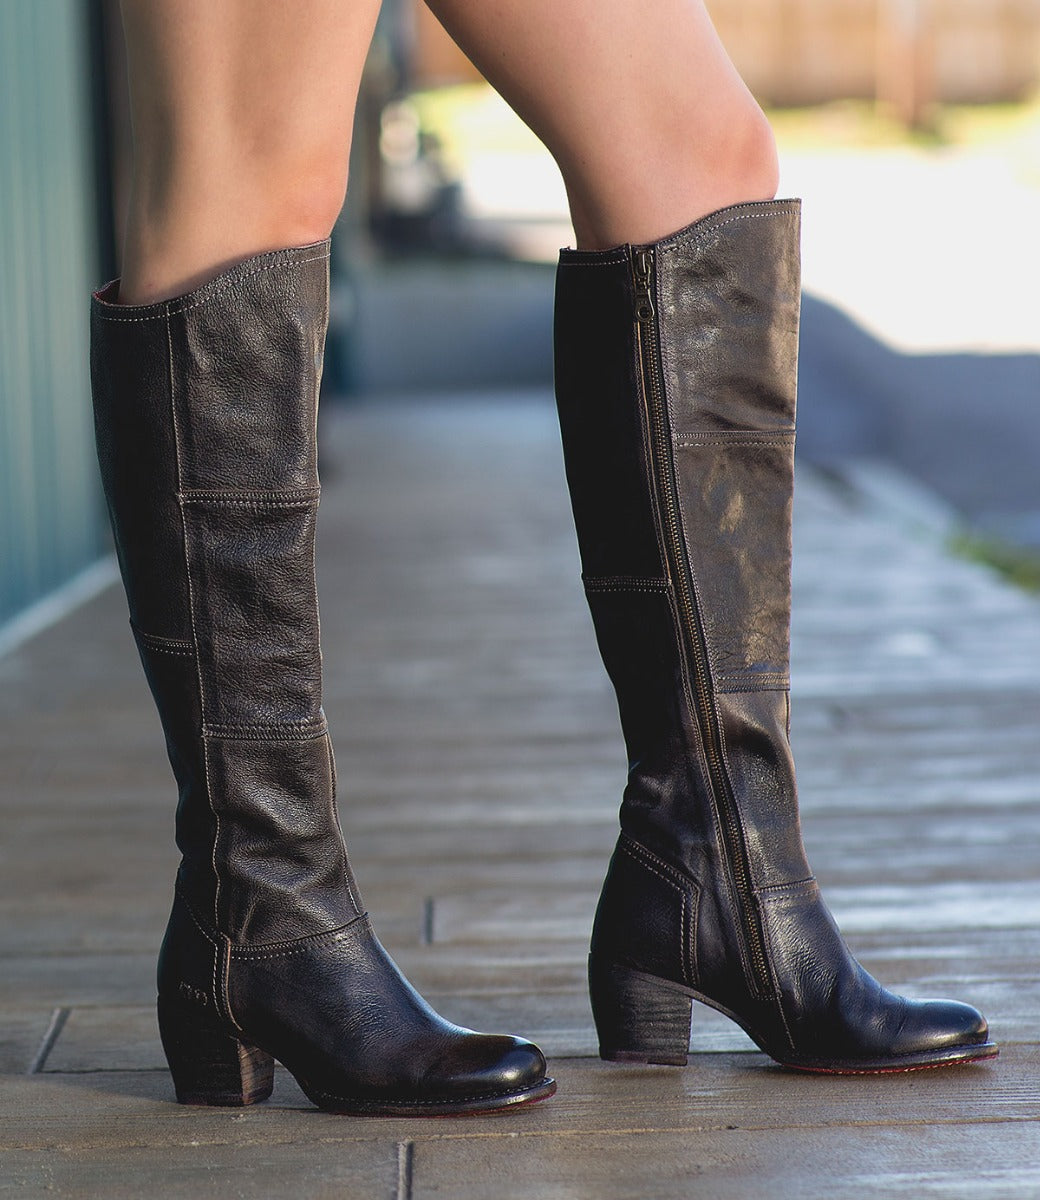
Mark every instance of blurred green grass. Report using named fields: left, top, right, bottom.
left=951, top=533, right=1040, bottom=594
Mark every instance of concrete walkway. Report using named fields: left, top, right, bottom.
left=2, top=393, right=1039, bottom=1198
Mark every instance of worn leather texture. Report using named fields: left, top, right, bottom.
left=92, top=244, right=550, bottom=1108
left=555, top=200, right=990, bottom=1067
left=158, top=891, right=546, bottom=1108
left=92, top=243, right=354, bottom=943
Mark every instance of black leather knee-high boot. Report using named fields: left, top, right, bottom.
left=91, top=242, right=554, bottom=1114
left=554, top=200, right=996, bottom=1073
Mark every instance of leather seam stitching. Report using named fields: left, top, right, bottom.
left=180, top=497, right=317, bottom=511
left=688, top=880, right=700, bottom=988
left=716, top=677, right=790, bottom=693
left=619, top=835, right=688, bottom=888
left=326, top=735, right=363, bottom=916
left=755, top=903, right=800, bottom=1055
left=674, top=438, right=795, bottom=449
left=584, top=576, right=671, bottom=594
left=228, top=913, right=368, bottom=960
left=557, top=253, right=629, bottom=267
left=180, top=487, right=320, bottom=502
left=131, top=623, right=193, bottom=653
left=178, top=887, right=366, bottom=955
left=673, top=431, right=794, bottom=444
left=220, top=934, right=244, bottom=1032
left=165, top=310, right=221, bottom=931
left=179, top=889, right=219, bottom=948
left=755, top=877, right=817, bottom=898
left=92, top=252, right=331, bottom=322
left=211, top=935, right=222, bottom=1022
left=202, top=727, right=329, bottom=744
left=203, top=718, right=327, bottom=732
left=137, top=639, right=193, bottom=657
left=585, top=585, right=672, bottom=594
left=177, top=891, right=239, bottom=1031
left=658, top=207, right=796, bottom=256
left=619, top=839, right=696, bottom=987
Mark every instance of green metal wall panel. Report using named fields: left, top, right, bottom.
left=0, top=1, right=107, bottom=631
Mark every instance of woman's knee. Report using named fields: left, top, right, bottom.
left=120, top=137, right=351, bottom=304
left=713, top=98, right=780, bottom=204
left=564, top=89, right=779, bottom=249
left=238, top=144, right=352, bottom=247
left=635, top=77, right=780, bottom=209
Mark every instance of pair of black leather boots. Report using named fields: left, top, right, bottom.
left=90, top=201, right=995, bottom=1117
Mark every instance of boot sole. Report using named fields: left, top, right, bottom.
left=779, top=1045, right=999, bottom=1074
left=297, top=1076, right=558, bottom=1117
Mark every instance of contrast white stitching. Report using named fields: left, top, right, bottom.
left=93, top=252, right=331, bottom=322
left=658, top=205, right=798, bottom=257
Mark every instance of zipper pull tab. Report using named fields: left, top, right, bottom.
left=633, top=248, right=655, bottom=323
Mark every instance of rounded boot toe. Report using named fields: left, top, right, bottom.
left=424, top=1033, right=549, bottom=1100
left=487, top=1036, right=549, bottom=1092
left=895, top=997, right=991, bottom=1056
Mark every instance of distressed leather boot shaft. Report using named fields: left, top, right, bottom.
left=92, top=243, right=355, bottom=943
left=91, top=244, right=553, bottom=1114
left=554, top=200, right=995, bottom=1072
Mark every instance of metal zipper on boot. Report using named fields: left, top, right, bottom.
left=631, top=246, right=773, bottom=1000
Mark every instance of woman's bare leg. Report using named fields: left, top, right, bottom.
left=425, top=0, right=778, bottom=248
left=118, top=0, right=381, bottom=303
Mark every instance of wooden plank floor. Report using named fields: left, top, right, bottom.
left=2, top=393, right=1038, bottom=1198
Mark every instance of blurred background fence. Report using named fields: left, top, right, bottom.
left=408, top=0, right=1040, bottom=119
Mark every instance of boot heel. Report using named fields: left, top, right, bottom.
left=158, top=995, right=275, bottom=1106
left=589, top=957, right=692, bottom=1066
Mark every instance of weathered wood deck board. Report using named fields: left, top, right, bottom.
left=2, top=1046, right=1036, bottom=1137
left=409, top=1123, right=1040, bottom=1200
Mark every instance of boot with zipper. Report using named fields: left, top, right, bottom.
left=91, top=241, right=555, bottom=1115
left=554, top=199, right=996, bottom=1073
